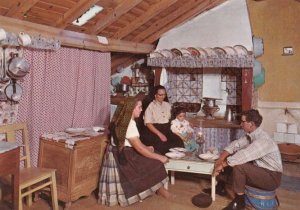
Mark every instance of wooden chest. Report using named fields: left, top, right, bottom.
left=38, top=134, right=107, bottom=208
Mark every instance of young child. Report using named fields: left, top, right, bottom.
left=171, top=107, right=199, bottom=152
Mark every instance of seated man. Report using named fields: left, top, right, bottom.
left=213, top=109, right=282, bottom=210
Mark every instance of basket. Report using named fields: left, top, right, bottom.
left=278, top=143, right=300, bottom=161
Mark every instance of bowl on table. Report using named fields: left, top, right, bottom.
left=169, top=147, right=187, bottom=152
left=199, top=153, right=219, bottom=161
left=165, top=151, right=185, bottom=159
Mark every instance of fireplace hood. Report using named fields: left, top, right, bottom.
left=148, top=0, right=254, bottom=68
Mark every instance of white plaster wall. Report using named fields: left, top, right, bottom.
left=258, top=101, right=300, bottom=144
left=157, top=0, right=253, bottom=50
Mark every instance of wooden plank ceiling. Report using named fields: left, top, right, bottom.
left=0, top=0, right=226, bottom=73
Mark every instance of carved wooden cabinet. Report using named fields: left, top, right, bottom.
left=38, top=134, right=107, bottom=209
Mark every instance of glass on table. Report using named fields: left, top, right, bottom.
left=195, top=123, right=205, bottom=155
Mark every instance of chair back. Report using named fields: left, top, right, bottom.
left=0, top=123, right=31, bottom=168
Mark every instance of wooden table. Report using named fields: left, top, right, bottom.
left=0, top=147, right=20, bottom=210
left=38, top=131, right=107, bottom=209
left=164, top=153, right=216, bottom=201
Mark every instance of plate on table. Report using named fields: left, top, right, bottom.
left=65, top=128, right=86, bottom=134
left=165, top=151, right=185, bottom=159
left=199, top=153, right=219, bottom=160
left=169, top=147, right=187, bottom=153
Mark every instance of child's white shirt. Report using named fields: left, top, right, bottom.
left=171, top=118, right=194, bottom=135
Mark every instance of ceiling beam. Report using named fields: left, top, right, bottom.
left=131, top=0, right=206, bottom=42
left=5, top=0, right=39, bottom=19
left=55, top=0, right=99, bottom=29
left=0, top=15, right=154, bottom=54
left=112, top=0, right=178, bottom=39
left=143, top=0, right=226, bottom=44
left=91, top=0, right=143, bottom=34
left=111, top=55, right=143, bottom=74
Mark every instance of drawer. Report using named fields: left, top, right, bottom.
left=165, top=160, right=214, bottom=175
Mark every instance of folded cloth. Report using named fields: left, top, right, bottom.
left=191, top=192, right=212, bottom=208
left=0, top=141, right=18, bottom=154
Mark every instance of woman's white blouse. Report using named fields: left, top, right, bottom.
left=124, top=119, right=140, bottom=147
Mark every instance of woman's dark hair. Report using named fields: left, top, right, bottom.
left=242, top=109, right=263, bottom=127
left=152, top=85, right=168, bottom=102
left=153, top=85, right=166, bottom=94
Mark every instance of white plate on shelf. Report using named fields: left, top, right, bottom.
left=199, top=153, right=219, bottom=160
left=165, top=151, right=185, bottom=159
left=65, top=128, right=86, bottom=134
left=169, top=147, right=187, bottom=153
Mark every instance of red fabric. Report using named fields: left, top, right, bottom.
left=17, top=47, right=111, bottom=166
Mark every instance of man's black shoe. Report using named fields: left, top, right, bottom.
left=202, top=182, right=227, bottom=196
left=222, top=195, right=245, bottom=210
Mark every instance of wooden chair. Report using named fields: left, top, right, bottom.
left=0, top=123, right=58, bottom=210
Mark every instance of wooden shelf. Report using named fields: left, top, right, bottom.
left=188, top=116, right=241, bottom=129
left=111, top=93, right=126, bottom=105
left=111, top=93, right=146, bottom=105
left=132, top=83, right=148, bottom=87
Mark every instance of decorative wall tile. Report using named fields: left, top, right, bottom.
left=167, top=68, right=203, bottom=104
left=166, top=67, right=242, bottom=107
left=221, top=68, right=242, bottom=106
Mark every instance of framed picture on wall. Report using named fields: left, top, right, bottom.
left=282, top=47, right=293, bottom=56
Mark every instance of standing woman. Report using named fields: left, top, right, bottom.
left=98, top=97, right=172, bottom=207
left=141, top=85, right=184, bottom=154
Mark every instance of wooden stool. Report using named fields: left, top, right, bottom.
left=245, top=185, right=279, bottom=210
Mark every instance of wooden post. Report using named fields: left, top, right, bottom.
left=154, top=68, right=162, bottom=86
left=242, top=68, right=253, bottom=111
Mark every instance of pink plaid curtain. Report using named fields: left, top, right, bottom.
left=17, top=47, right=111, bottom=166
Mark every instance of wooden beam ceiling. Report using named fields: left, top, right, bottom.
left=143, top=0, right=226, bottom=44
left=55, top=0, right=99, bottom=29
left=112, top=0, right=178, bottom=39
left=91, top=0, right=143, bottom=34
left=131, top=0, right=205, bottom=42
left=5, top=0, right=39, bottom=19
left=111, top=54, right=144, bottom=74
left=0, top=0, right=228, bottom=69
left=0, top=15, right=154, bottom=53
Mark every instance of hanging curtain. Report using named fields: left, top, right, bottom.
left=17, top=47, right=111, bottom=166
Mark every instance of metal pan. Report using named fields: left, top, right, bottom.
left=8, top=53, right=30, bottom=79
left=4, top=81, right=23, bottom=102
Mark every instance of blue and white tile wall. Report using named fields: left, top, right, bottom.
left=167, top=68, right=203, bottom=104
left=166, top=67, right=242, bottom=106
left=221, top=68, right=242, bottom=105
